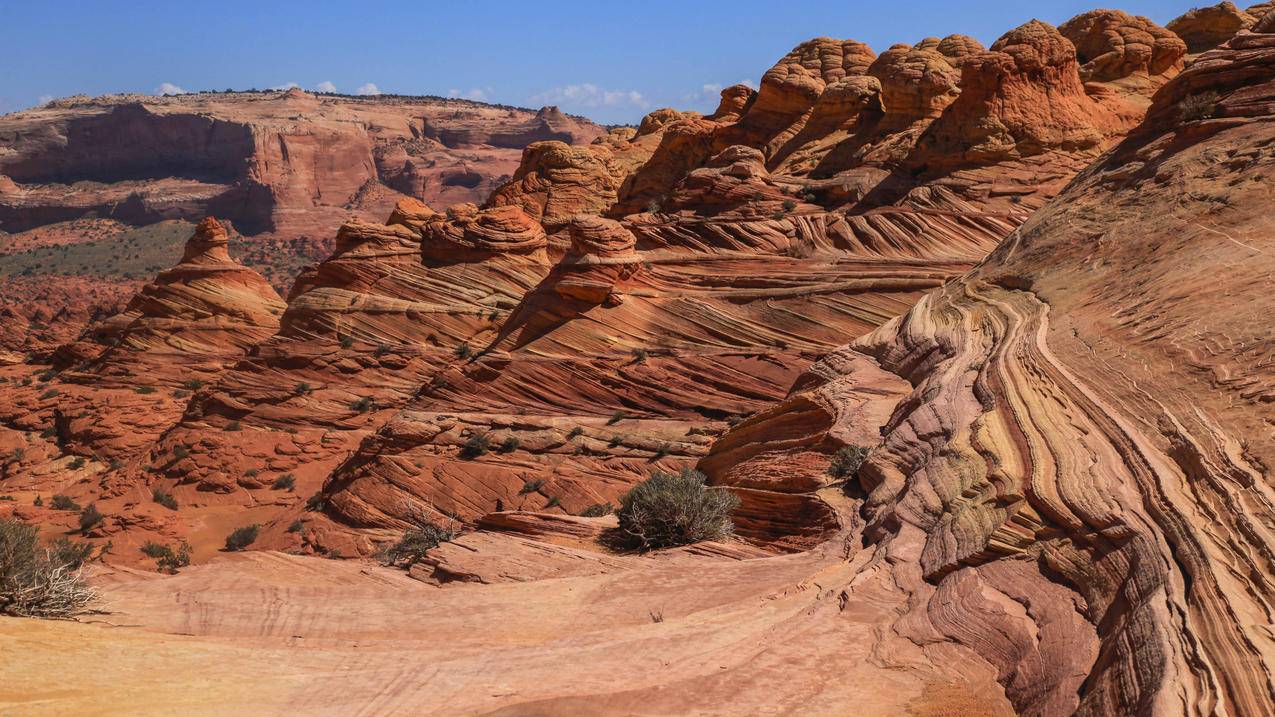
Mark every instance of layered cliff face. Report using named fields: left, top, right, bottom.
left=0, top=90, right=603, bottom=236
left=701, top=17, right=1275, bottom=714
left=0, top=90, right=604, bottom=352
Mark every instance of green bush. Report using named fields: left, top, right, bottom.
left=617, top=469, right=739, bottom=550
left=134, top=385, right=157, bottom=395
left=294, top=382, right=312, bottom=395
left=455, top=343, right=474, bottom=359
left=271, top=474, right=296, bottom=491
left=1178, top=91, right=1219, bottom=122
left=782, top=199, right=797, bottom=212
left=50, top=495, right=80, bottom=512
left=607, top=410, right=626, bottom=425
left=153, top=490, right=178, bottom=510
left=287, top=520, right=304, bottom=533
left=156, top=543, right=191, bottom=573
left=68, top=457, right=86, bottom=470
left=579, top=502, right=614, bottom=517
left=78, top=504, right=104, bottom=533
left=567, top=427, right=585, bottom=439
left=827, top=445, right=869, bottom=480
left=519, top=478, right=545, bottom=495
left=350, top=396, right=374, bottom=413
left=498, top=436, right=520, bottom=454
left=141, top=541, right=190, bottom=573
left=304, top=493, right=326, bottom=512
left=544, top=496, right=561, bottom=509
left=172, top=444, right=190, bottom=459
left=460, top=432, right=490, bottom=459
left=0, top=519, right=96, bottom=617
left=224, top=524, right=260, bottom=551
left=181, top=379, right=204, bottom=391
left=378, top=521, right=457, bottom=568
left=630, top=348, right=647, bottom=365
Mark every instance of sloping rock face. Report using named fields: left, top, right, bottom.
left=703, top=21, right=1275, bottom=714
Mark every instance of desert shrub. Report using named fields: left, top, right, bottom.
left=225, top=420, right=241, bottom=432
left=608, top=434, right=625, bottom=448
left=244, top=469, right=259, bottom=478
left=141, top=541, right=190, bottom=573
left=304, top=493, right=326, bottom=512
left=782, top=199, right=797, bottom=212
left=1178, top=91, right=1219, bottom=122
left=224, top=524, right=260, bottom=551
left=519, top=478, right=545, bottom=495
left=40, top=427, right=57, bottom=439
left=0, top=519, right=96, bottom=617
left=140, top=541, right=170, bottom=558
left=0, top=496, right=12, bottom=502
left=607, top=410, right=627, bottom=425
left=78, top=504, right=104, bottom=533
left=339, top=335, right=354, bottom=349
left=544, top=495, right=561, bottom=509
left=271, top=474, right=296, bottom=491
left=616, top=469, right=739, bottom=550
left=567, top=426, right=584, bottom=439
left=152, top=490, right=178, bottom=510
left=155, top=543, right=191, bottom=574
left=172, top=389, right=190, bottom=399
left=498, top=436, right=520, bottom=454
left=645, top=198, right=663, bottom=213
left=350, top=396, right=374, bottom=413
left=455, top=343, right=474, bottom=359
left=287, top=520, right=304, bottom=533
left=50, top=495, right=80, bottom=512
left=68, top=457, right=86, bottom=470
left=50, top=538, right=93, bottom=569
left=172, top=444, right=189, bottom=459
left=378, top=521, right=457, bottom=568
left=460, top=432, right=490, bottom=459
left=294, top=382, right=312, bottom=395
left=579, top=502, right=614, bottom=517
left=38, top=388, right=60, bottom=400
left=630, top=348, right=647, bottom=364
left=181, top=379, right=204, bottom=390
left=828, top=445, right=869, bottom=480
left=652, top=443, right=673, bottom=459
left=134, top=385, right=156, bottom=395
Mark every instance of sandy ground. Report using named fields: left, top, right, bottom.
left=0, top=546, right=1009, bottom=716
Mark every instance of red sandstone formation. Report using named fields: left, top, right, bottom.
left=0, top=90, right=602, bottom=237
left=1168, top=1, right=1261, bottom=53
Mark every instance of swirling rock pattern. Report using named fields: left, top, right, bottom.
left=705, top=23, right=1275, bottom=715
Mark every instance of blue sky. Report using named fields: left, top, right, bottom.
left=1, top=1, right=1204, bottom=124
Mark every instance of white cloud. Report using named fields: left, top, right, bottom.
left=154, top=82, right=187, bottom=96
left=37, top=95, right=54, bottom=106
left=739, top=79, right=758, bottom=90
left=315, top=81, right=337, bottom=93
left=528, top=83, right=648, bottom=110
left=447, top=87, right=489, bottom=101
left=271, top=81, right=300, bottom=91
left=354, top=83, right=381, bottom=96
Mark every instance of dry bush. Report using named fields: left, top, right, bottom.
left=617, top=469, right=739, bottom=551
left=0, top=519, right=97, bottom=618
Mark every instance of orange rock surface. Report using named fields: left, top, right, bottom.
left=5, top=8, right=1274, bottom=715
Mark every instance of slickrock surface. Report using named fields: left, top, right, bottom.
left=698, top=20, right=1275, bottom=714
